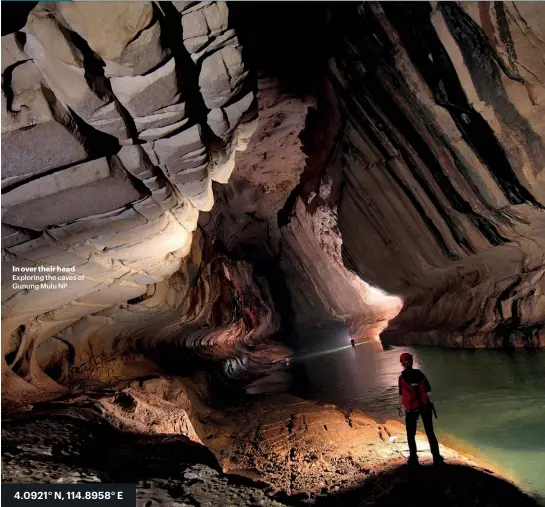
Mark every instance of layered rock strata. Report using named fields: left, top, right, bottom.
left=330, top=2, right=545, bottom=347
left=218, top=1, right=545, bottom=347
left=1, top=1, right=269, bottom=404
left=2, top=0, right=545, bottom=414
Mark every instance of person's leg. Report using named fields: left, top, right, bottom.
left=405, top=411, right=419, bottom=461
left=421, top=405, right=442, bottom=460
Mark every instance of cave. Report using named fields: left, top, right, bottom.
left=1, top=2, right=545, bottom=506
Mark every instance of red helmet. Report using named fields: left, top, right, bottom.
left=400, top=352, right=413, bottom=364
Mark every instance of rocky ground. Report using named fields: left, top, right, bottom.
left=2, top=383, right=542, bottom=507
left=1, top=408, right=286, bottom=507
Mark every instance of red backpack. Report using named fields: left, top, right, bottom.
left=400, top=376, right=430, bottom=411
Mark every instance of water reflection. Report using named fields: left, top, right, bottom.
left=285, top=330, right=545, bottom=500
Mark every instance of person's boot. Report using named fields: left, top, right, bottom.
left=407, top=456, right=420, bottom=468
left=433, top=455, right=445, bottom=466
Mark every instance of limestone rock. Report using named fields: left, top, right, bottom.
left=224, top=91, right=255, bottom=132
left=139, top=118, right=189, bottom=141
left=150, top=126, right=213, bottom=210
left=181, top=2, right=229, bottom=54
left=116, top=145, right=155, bottom=180
left=172, top=2, right=199, bottom=13
left=152, top=125, right=205, bottom=168
left=22, top=33, right=126, bottom=139
left=35, top=337, right=71, bottom=382
left=55, top=2, right=169, bottom=76
left=1, top=33, right=29, bottom=73
left=110, top=58, right=180, bottom=119
left=22, top=9, right=83, bottom=67
left=207, top=108, right=229, bottom=138
left=2, top=158, right=147, bottom=230
left=0, top=1, right=252, bottom=410
left=199, top=45, right=248, bottom=109
left=87, top=103, right=128, bottom=139
left=327, top=3, right=545, bottom=346
left=134, top=102, right=187, bottom=133
left=1, top=408, right=289, bottom=507
left=47, top=208, right=147, bottom=245
left=9, top=60, right=42, bottom=96
left=1, top=225, right=37, bottom=249
left=1, top=86, right=88, bottom=185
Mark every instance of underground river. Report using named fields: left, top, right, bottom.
left=272, top=329, right=545, bottom=502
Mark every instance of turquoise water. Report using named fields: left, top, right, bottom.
left=288, top=332, right=545, bottom=502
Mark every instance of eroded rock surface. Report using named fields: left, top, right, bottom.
left=3, top=1, right=544, bottom=412
left=2, top=4, right=545, bottom=506
left=329, top=3, right=545, bottom=347
left=0, top=1, right=272, bottom=405
left=1, top=407, right=287, bottom=507
left=211, top=2, right=545, bottom=347
left=2, top=387, right=540, bottom=507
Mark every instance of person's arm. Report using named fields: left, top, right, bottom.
left=397, top=378, right=403, bottom=415
left=422, top=373, right=434, bottom=404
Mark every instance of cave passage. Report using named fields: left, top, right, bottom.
left=285, top=334, right=545, bottom=501
left=2, top=1, right=545, bottom=506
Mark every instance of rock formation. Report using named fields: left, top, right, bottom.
left=2, top=2, right=545, bottom=505
left=330, top=2, right=545, bottom=348
left=210, top=1, right=545, bottom=348
left=1, top=1, right=277, bottom=406
left=3, top=1, right=544, bottom=406
left=3, top=386, right=542, bottom=506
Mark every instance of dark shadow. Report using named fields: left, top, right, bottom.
left=1, top=2, right=37, bottom=36
left=1, top=408, right=279, bottom=502
left=313, top=463, right=542, bottom=507
left=228, top=1, right=332, bottom=95
left=1, top=410, right=221, bottom=482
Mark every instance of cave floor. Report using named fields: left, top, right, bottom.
left=2, top=384, right=542, bottom=507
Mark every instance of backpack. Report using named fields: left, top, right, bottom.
left=399, top=373, right=430, bottom=411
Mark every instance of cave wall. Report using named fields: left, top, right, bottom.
left=0, top=1, right=289, bottom=405
left=282, top=1, right=545, bottom=347
left=213, top=1, right=545, bottom=347
left=2, top=1, right=545, bottom=409
left=330, top=2, right=545, bottom=347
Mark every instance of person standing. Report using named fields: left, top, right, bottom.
left=396, top=352, right=444, bottom=466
